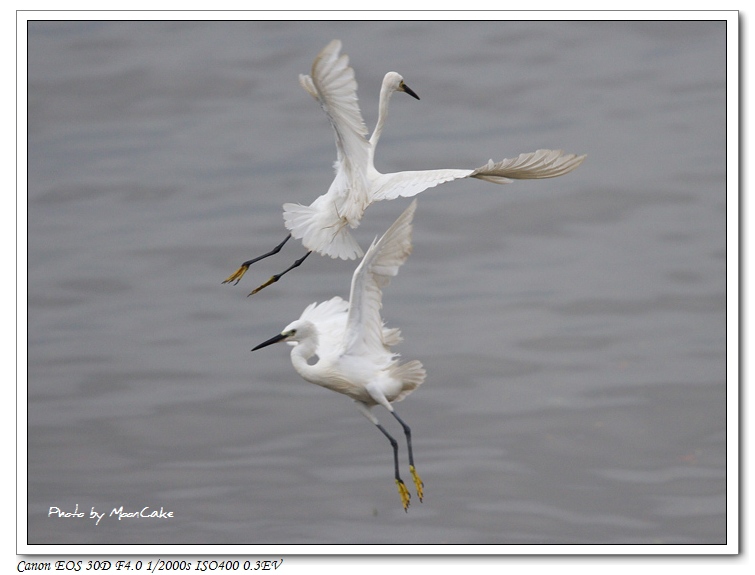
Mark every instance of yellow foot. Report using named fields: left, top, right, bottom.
left=410, top=465, right=424, bottom=502
left=396, top=479, right=411, bottom=512
left=222, top=265, right=249, bottom=285
left=248, top=275, right=278, bottom=296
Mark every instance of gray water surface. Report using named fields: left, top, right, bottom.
left=26, top=20, right=727, bottom=545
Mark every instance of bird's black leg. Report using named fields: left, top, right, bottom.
left=248, top=250, right=312, bottom=296
left=222, top=234, right=292, bottom=285
left=391, top=410, right=423, bottom=502
left=375, top=422, right=411, bottom=511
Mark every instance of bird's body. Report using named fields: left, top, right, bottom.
left=253, top=200, right=424, bottom=510
left=224, top=39, right=586, bottom=293
left=280, top=300, right=423, bottom=406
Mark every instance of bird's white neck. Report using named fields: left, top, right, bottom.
left=289, top=335, right=320, bottom=383
left=369, top=80, right=394, bottom=149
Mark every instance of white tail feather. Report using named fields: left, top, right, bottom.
left=282, top=202, right=364, bottom=260
left=390, top=360, right=426, bottom=403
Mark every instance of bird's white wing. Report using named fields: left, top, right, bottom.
left=369, top=149, right=586, bottom=202
left=369, top=168, right=475, bottom=202
left=343, top=200, right=417, bottom=358
left=300, top=41, right=371, bottom=209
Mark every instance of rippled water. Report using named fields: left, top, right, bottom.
left=25, top=20, right=727, bottom=546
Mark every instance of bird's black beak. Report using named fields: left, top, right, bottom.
left=402, top=83, right=420, bottom=101
left=252, top=333, right=287, bottom=351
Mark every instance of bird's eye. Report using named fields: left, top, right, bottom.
left=287, top=329, right=296, bottom=337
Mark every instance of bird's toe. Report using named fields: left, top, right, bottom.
left=396, top=479, right=411, bottom=512
left=223, top=264, right=249, bottom=285
left=410, top=466, right=424, bottom=503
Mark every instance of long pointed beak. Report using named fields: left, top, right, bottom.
left=252, top=333, right=287, bottom=351
left=402, top=83, right=420, bottom=100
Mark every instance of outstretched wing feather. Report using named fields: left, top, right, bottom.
left=343, top=200, right=417, bottom=357
left=370, top=149, right=586, bottom=201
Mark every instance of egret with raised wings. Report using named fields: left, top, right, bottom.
left=225, top=39, right=585, bottom=294
left=252, top=200, right=424, bottom=511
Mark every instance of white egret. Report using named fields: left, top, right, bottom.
left=252, top=200, right=424, bottom=511
left=225, top=39, right=586, bottom=294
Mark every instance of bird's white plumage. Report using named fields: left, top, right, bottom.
left=283, top=39, right=586, bottom=261
left=295, top=297, right=349, bottom=362
left=265, top=200, right=424, bottom=407
left=370, top=149, right=588, bottom=201
left=344, top=198, right=415, bottom=360
left=297, top=39, right=371, bottom=225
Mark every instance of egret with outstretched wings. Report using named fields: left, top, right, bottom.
left=225, top=40, right=585, bottom=294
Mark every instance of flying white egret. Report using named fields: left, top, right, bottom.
left=224, top=39, right=586, bottom=294
left=252, top=200, right=424, bottom=511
